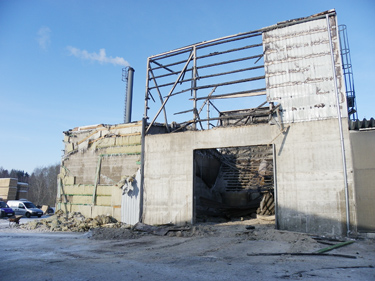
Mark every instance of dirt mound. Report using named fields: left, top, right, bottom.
left=19, top=212, right=315, bottom=249
left=21, top=211, right=122, bottom=232
left=89, top=227, right=140, bottom=240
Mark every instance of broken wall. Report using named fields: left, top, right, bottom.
left=58, top=122, right=142, bottom=222
left=262, top=12, right=356, bottom=235
left=143, top=118, right=355, bottom=236
left=143, top=11, right=357, bottom=236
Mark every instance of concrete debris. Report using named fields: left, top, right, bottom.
left=88, top=224, right=218, bottom=240
left=246, top=225, right=256, bottom=230
left=133, top=222, right=193, bottom=236
left=20, top=210, right=122, bottom=232
left=19, top=210, right=220, bottom=239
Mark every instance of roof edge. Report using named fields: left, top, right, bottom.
left=261, top=9, right=336, bottom=33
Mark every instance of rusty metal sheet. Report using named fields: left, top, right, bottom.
left=263, top=17, right=347, bottom=123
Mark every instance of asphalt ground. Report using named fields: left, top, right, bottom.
left=0, top=217, right=374, bottom=281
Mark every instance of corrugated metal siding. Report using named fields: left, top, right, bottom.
left=121, top=169, right=141, bottom=225
left=263, top=16, right=347, bottom=123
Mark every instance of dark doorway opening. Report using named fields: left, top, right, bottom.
left=193, top=145, right=275, bottom=222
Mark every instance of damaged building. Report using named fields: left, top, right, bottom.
left=58, top=10, right=375, bottom=237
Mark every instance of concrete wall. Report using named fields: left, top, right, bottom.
left=350, top=130, right=375, bottom=232
left=276, top=119, right=355, bottom=236
left=143, top=118, right=355, bottom=236
left=58, top=122, right=142, bottom=221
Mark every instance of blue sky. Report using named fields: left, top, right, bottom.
left=1, top=0, right=374, bottom=174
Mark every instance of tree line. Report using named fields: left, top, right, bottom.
left=0, top=164, right=60, bottom=206
left=0, top=168, right=29, bottom=183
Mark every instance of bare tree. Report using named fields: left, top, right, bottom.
left=0, top=167, right=10, bottom=178
left=28, top=164, right=60, bottom=206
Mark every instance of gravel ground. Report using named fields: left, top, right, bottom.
left=0, top=216, right=374, bottom=281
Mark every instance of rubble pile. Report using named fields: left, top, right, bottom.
left=18, top=211, right=285, bottom=241
left=18, top=210, right=218, bottom=239
left=21, top=210, right=123, bottom=232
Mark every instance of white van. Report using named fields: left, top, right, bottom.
left=7, top=200, right=43, bottom=218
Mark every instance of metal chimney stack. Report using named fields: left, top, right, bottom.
left=122, top=67, right=135, bottom=123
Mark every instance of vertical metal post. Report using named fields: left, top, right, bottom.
left=326, top=14, right=351, bottom=236
left=139, top=118, right=146, bottom=222
left=92, top=155, right=102, bottom=205
left=192, top=150, right=196, bottom=224
left=192, top=46, right=197, bottom=130
left=144, top=58, right=150, bottom=120
left=272, top=144, right=279, bottom=230
left=207, top=100, right=210, bottom=129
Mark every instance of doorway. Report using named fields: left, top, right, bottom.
left=193, top=145, right=275, bottom=222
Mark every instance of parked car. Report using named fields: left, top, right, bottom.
left=7, top=200, right=43, bottom=218
left=0, top=201, right=15, bottom=218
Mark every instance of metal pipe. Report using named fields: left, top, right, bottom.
left=192, top=76, right=265, bottom=91
left=149, top=32, right=261, bottom=60
left=169, top=79, right=266, bottom=99
left=207, top=97, right=210, bottom=129
left=150, top=43, right=263, bottom=73
left=197, top=43, right=263, bottom=59
left=144, top=58, right=150, bottom=119
left=198, top=87, right=217, bottom=115
left=326, top=14, right=351, bottom=236
left=198, top=54, right=263, bottom=70
left=188, top=88, right=266, bottom=101
left=192, top=46, right=197, bottom=130
left=125, top=67, right=134, bottom=123
left=273, top=144, right=278, bottom=229
left=139, top=117, right=146, bottom=222
left=149, top=65, right=264, bottom=87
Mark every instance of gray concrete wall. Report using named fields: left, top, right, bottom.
left=276, top=118, right=355, bottom=236
left=143, top=118, right=355, bottom=236
left=350, top=130, right=375, bottom=232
